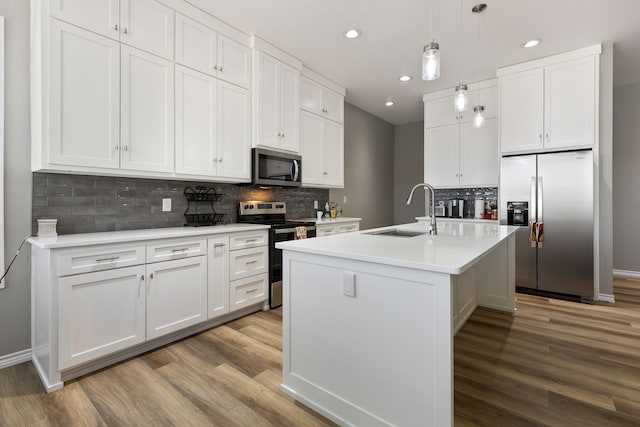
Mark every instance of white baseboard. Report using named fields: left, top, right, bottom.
left=0, top=348, right=31, bottom=369
left=597, top=293, right=616, bottom=303
left=613, top=269, right=640, bottom=280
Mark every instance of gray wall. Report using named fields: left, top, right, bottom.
left=612, top=81, right=640, bottom=272
left=330, top=103, right=395, bottom=230
left=1, top=0, right=33, bottom=357
left=393, top=121, right=425, bottom=224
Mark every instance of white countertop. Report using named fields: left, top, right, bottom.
left=416, top=216, right=498, bottom=223
left=28, top=223, right=270, bottom=249
left=291, top=217, right=362, bottom=224
left=276, top=221, right=518, bottom=275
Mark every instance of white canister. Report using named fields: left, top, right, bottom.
left=37, top=219, right=58, bottom=237
left=474, top=199, right=485, bottom=219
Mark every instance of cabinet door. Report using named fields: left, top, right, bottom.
left=323, top=119, right=344, bottom=187
left=323, top=89, right=344, bottom=124
left=300, top=111, right=324, bottom=185
left=459, top=119, right=499, bottom=187
left=49, top=20, right=120, bottom=169
left=544, top=56, right=596, bottom=150
left=58, top=265, right=145, bottom=370
left=175, top=13, right=217, bottom=76
left=50, top=0, right=119, bottom=40
left=424, top=96, right=460, bottom=128
left=120, top=0, right=174, bottom=60
left=217, top=34, right=251, bottom=89
left=300, top=77, right=323, bottom=116
left=229, top=246, right=268, bottom=281
left=255, top=52, right=280, bottom=149
left=280, top=63, right=300, bottom=152
left=146, top=257, right=207, bottom=340
left=230, top=273, right=268, bottom=312
left=121, top=46, right=174, bottom=173
left=499, top=68, right=544, bottom=154
left=208, top=237, right=230, bottom=319
left=424, top=124, right=460, bottom=188
left=217, top=81, right=251, bottom=180
left=175, top=65, right=217, bottom=176
left=470, top=86, right=498, bottom=119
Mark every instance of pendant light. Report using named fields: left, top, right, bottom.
left=453, top=0, right=468, bottom=112
left=472, top=105, right=486, bottom=128
left=422, top=0, right=440, bottom=81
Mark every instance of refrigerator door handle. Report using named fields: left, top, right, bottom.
left=538, top=176, right=543, bottom=225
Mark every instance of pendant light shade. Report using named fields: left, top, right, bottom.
left=472, top=105, right=486, bottom=128
left=454, top=84, right=469, bottom=112
left=422, top=42, right=440, bottom=81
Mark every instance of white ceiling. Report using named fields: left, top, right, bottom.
left=187, top=0, right=640, bottom=125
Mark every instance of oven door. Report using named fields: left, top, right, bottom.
left=252, top=148, right=302, bottom=187
left=270, top=226, right=316, bottom=308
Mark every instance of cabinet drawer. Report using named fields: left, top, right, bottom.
left=229, top=230, right=268, bottom=250
left=338, top=223, right=360, bottom=233
left=316, top=226, right=337, bottom=236
left=146, top=238, right=206, bottom=263
left=230, top=273, right=268, bottom=312
left=229, top=246, right=268, bottom=281
left=58, top=244, right=145, bottom=276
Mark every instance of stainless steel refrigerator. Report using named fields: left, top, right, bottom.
left=499, top=150, right=594, bottom=301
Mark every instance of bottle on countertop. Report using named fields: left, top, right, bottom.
left=330, top=202, right=337, bottom=218
left=324, top=202, right=330, bottom=218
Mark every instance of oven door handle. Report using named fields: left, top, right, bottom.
left=274, top=226, right=316, bottom=235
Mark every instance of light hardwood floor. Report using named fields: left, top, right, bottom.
left=1, top=278, right=639, bottom=426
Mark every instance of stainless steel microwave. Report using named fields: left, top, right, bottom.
left=252, top=148, right=302, bottom=187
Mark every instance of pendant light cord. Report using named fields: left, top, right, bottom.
left=0, top=236, right=31, bottom=286
left=428, top=0, right=433, bottom=42
left=458, top=0, right=463, bottom=84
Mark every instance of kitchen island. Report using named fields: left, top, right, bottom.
left=276, top=220, right=518, bottom=427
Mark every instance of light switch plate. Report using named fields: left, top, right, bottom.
left=343, top=195, right=348, bottom=204
left=343, top=272, right=356, bottom=297
left=314, top=200, right=318, bottom=209
left=162, top=198, right=171, bottom=212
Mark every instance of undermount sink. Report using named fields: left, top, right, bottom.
left=366, top=229, right=429, bottom=237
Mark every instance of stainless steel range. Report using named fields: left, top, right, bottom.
left=237, top=201, right=316, bottom=308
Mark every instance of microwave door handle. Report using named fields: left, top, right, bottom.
left=292, top=159, right=300, bottom=182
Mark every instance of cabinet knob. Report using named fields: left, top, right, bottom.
left=219, top=66, right=223, bottom=72
left=545, top=133, right=549, bottom=142
left=123, top=145, right=128, bottom=151
left=281, top=133, right=285, bottom=138
left=123, top=27, right=128, bottom=35
left=114, top=24, right=119, bottom=31
left=323, top=171, right=328, bottom=175
left=114, top=145, right=119, bottom=151
left=539, top=134, right=543, bottom=142
left=213, top=65, right=218, bottom=70
left=218, top=157, right=223, bottom=162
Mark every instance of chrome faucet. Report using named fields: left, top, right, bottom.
left=406, top=183, right=437, bottom=235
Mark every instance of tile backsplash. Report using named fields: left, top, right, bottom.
left=32, top=173, right=329, bottom=235
left=434, top=187, right=498, bottom=218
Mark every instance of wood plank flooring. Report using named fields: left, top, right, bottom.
left=1, top=278, right=639, bottom=426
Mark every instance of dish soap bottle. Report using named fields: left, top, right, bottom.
left=324, top=202, right=330, bottom=218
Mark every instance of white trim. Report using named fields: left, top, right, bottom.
left=0, top=349, right=32, bottom=369
left=497, top=44, right=602, bottom=76
left=250, top=36, right=302, bottom=70
left=596, top=293, right=615, bottom=304
left=613, top=269, right=640, bottom=280
left=301, top=66, right=346, bottom=96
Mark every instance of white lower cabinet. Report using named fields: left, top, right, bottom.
left=37, top=227, right=269, bottom=392
left=145, top=256, right=207, bottom=340
left=58, top=265, right=146, bottom=370
left=207, top=236, right=230, bottom=319
left=315, top=220, right=360, bottom=237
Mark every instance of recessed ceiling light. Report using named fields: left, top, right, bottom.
left=385, top=101, right=395, bottom=107
left=344, top=29, right=361, bottom=39
left=399, top=75, right=412, bottom=82
left=521, top=39, right=541, bottom=48
left=471, top=3, right=487, bottom=13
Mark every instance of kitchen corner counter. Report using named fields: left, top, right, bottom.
left=27, top=223, right=269, bottom=249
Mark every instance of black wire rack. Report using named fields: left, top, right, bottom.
left=183, top=186, right=226, bottom=226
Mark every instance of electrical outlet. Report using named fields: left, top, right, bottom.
left=343, top=195, right=348, bottom=204
left=313, top=200, right=318, bottom=209
left=162, top=198, right=171, bottom=212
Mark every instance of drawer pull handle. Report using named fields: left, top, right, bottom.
left=245, top=238, right=258, bottom=242
left=213, top=243, right=225, bottom=247
left=246, top=260, right=258, bottom=265
left=171, top=248, right=189, bottom=253
left=96, top=256, right=120, bottom=263
left=246, top=288, right=258, bottom=294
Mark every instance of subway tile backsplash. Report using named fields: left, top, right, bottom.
left=32, top=173, right=329, bottom=235
left=434, top=187, right=498, bottom=218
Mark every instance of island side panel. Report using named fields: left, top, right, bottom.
left=281, top=250, right=454, bottom=427
left=476, top=234, right=516, bottom=312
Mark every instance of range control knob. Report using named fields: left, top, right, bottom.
left=244, top=204, right=250, bottom=209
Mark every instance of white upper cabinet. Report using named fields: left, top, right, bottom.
left=300, top=110, right=344, bottom=188
left=49, top=0, right=174, bottom=60
left=120, top=45, right=174, bottom=173
left=498, top=51, right=599, bottom=154
left=50, top=0, right=120, bottom=40
left=48, top=20, right=121, bottom=169
left=175, top=14, right=250, bottom=89
left=175, top=65, right=250, bottom=181
left=120, top=0, right=174, bottom=60
left=423, top=81, right=499, bottom=188
left=254, top=50, right=300, bottom=152
left=300, top=77, right=344, bottom=124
